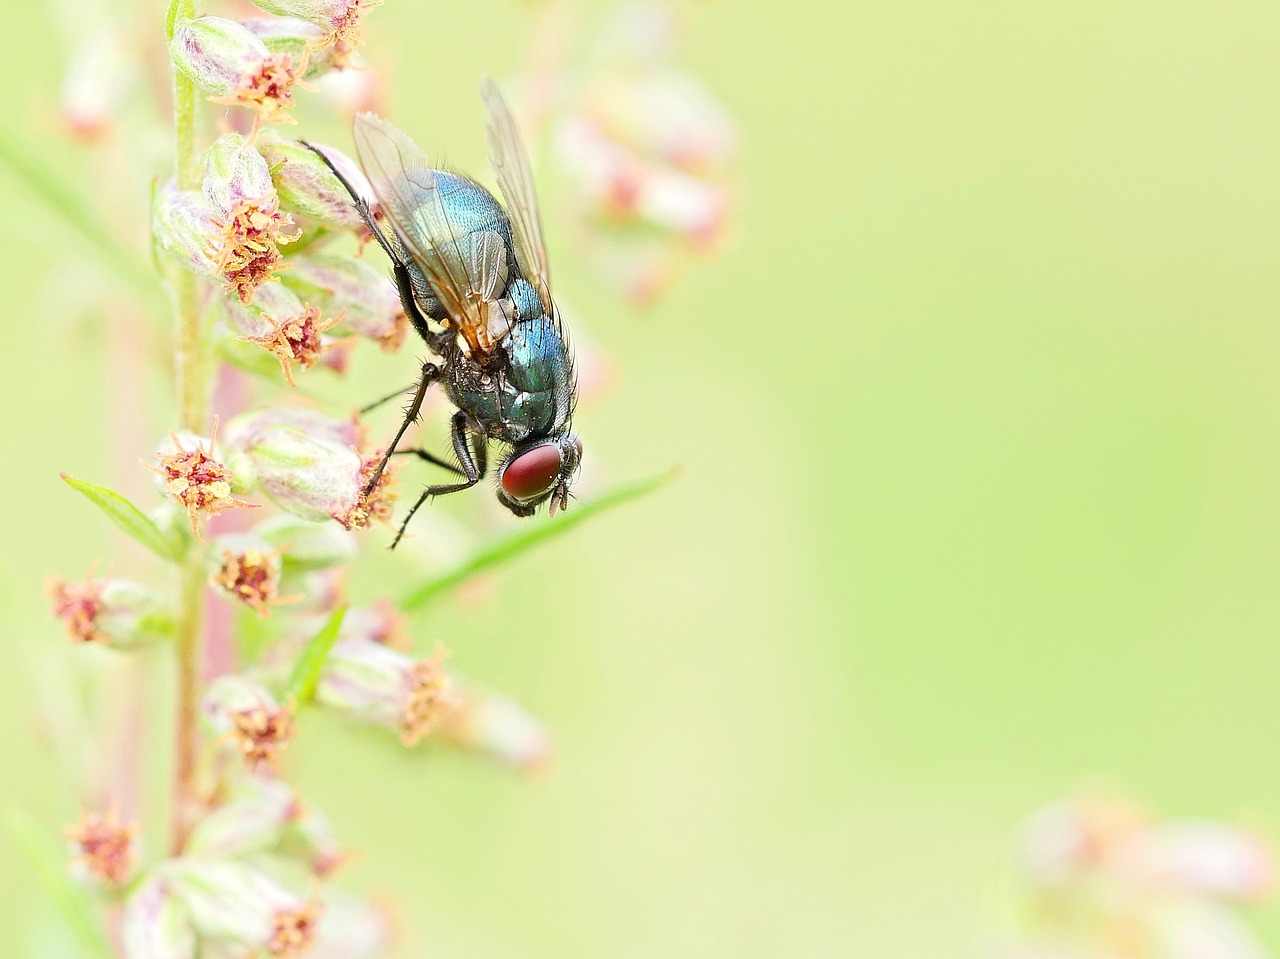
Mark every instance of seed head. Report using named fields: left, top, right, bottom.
left=66, top=809, right=135, bottom=884
left=146, top=426, right=257, bottom=537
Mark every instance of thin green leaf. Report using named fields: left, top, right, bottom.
left=0, top=127, right=156, bottom=298
left=62, top=474, right=184, bottom=562
left=285, top=606, right=347, bottom=704
left=6, top=809, right=115, bottom=959
left=400, top=468, right=679, bottom=611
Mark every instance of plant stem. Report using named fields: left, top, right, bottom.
left=168, top=0, right=208, bottom=855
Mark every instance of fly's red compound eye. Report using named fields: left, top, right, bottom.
left=501, top=444, right=563, bottom=500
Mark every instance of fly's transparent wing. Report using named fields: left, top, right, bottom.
left=353, top=112, right=505, bottom=355
left=480, top=77, right=553, bottom=315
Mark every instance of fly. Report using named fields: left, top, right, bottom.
left=306, top=78, right=582, bottom=547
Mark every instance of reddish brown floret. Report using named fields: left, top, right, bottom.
left=241, top=304, right=342, bottom=386
left=337, top=450, right=398, bottom=530
left=210, top=53, right=302, bottom=127
left=268, top=899, right=323, bottom=958
left=212, top=548, right=296, bottom=617
left=208, top=195, right=301, bottom=304
left=145, top=427, right=256, bottom=537
left=66, top=810, right=134, bottom=884
left=231, top=703, right=297, bottom=769
left=47, top=577, right=105, bottom=644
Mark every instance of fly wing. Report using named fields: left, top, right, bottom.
left=353, top=112, right=505, bottom=355
left=481, top=77, right=553, bottom=315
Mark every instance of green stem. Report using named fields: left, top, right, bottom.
left=168, top=0, right=208, bottom=856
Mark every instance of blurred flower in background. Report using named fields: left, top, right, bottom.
left=994, top=791, right=1276, bottom=959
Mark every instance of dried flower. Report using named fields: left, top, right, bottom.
left=47, top=576, right=175, bottom=648
left=202, top=675, right=296, bottom=769
left=316, top=640, right=451, bottom=745
left=282, top=253, right=406, bottom=350
left=163, top=858, right=322, bottom=958
left=122, top=877, right=197, bottom=959
left=209, top=534, right=295, bottom=616
left=170, top=17, right=302, bottom=126
left=241, top=303, right=343, bottom=386
left=66, top=809, right=135, bottom=884
left=203, top=134, right=301, bottom=303
left=146, top=427, right=257, bottom=536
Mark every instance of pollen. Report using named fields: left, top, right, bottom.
left=339, top=450, right=398, bottom=530
left=328, top=0, right=383, bottom=51
left=211, top=53, right=301, bottom=128
left=208, top=194, right=301, bottom=304
left=146, top=426, right=256, bottom=537
left=400, top=647, right=451, bottom=746
left=65, top=810, right=134, bottom=884
left=268, top=899, right=323, bottom=958
left=212, top=548, right=293, bottom=617
left=47, top=577, right=105, bottom=644
left=231, top=703, right=297, bottom=769
left=241, top=304, right=343, bottom=386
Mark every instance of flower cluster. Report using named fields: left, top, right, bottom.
left=995, top=792, right=1277, bottom=959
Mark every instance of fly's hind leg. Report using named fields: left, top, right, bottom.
left=391, top=412, right=486, bottom=548
left=392, top=447, right=464, bottom=476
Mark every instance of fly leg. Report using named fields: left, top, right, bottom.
left=360, top=382, right=419, bottom=415
left=392, top=447, right=464, bottom=476
left=390, top=412, right=486, bottom=548
left=301, top=142, right=442, bottom=347
left=362, top=362, right=441, bottom=498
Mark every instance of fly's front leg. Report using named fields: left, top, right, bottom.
left=391, top=412, right=485, bottom=548
left=363, top=362, right=441, bottom=498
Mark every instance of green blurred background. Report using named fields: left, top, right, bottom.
left=3, top=0, right=1280, bottom=954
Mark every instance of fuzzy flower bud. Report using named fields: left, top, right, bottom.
left=203, top=134, right=301, bottom=303
left=202, top=675, right=296, bottom=769
left=185, top=777, right=302, bottom=860
left=248, top=0, right=382, bottom=52
left=163, top=858, right=322, bottom=958
left=66, top=809, right=135, bottom=885
left=170, top=16, right=301, bottom=125
left=240, top=17, right=342, bottom=79
left=123, top=876, right=197, bottom=959
left=152, top=184, right=220, bottom=278
left=208, top=533, right=295, bottom=616
left=47, top=576, right=175, bottom=648
left=282, top=253, right=406, bottom=350
left=438, top=681, right=551, bottom=773
left=316, top=640, right=451, bottom=746
left=226, top=408, right=394, bottom=529
left=253, top=514, right=359, bottom=571
left=280, top=801, right=347, bottom=877
left=259, top=138, right=370, bottom=231
left=146, top=428, right=257, bottom=536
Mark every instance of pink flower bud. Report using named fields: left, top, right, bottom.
left=162, top=858, right=322, bottom=958
left=280, top=801, right=347, bottom=877
left=247, top=0, right=381, bottom=52
left=316, top=640, right=451, bottom=745
left=259, top=138, right=370, bottom=231
left=224, top=408, right=395, bottom=529
left=152, top=183, right=220, bottom=278
left=122, top=876, right=197, bottom=959
left=282, top=254, right=406, bottom=351
left=185, top=776, right=302, bottom=860
left=240, top=17, right=341, bottom=80
left=438, top=679, right=551, bottom=773
left=201, top=675, right=296, bottom=769
left=201, top=135, right=301, bottom=303
left=47, top=576, right=175, bottom=649
left=170, top=16, right=301, bottom=125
